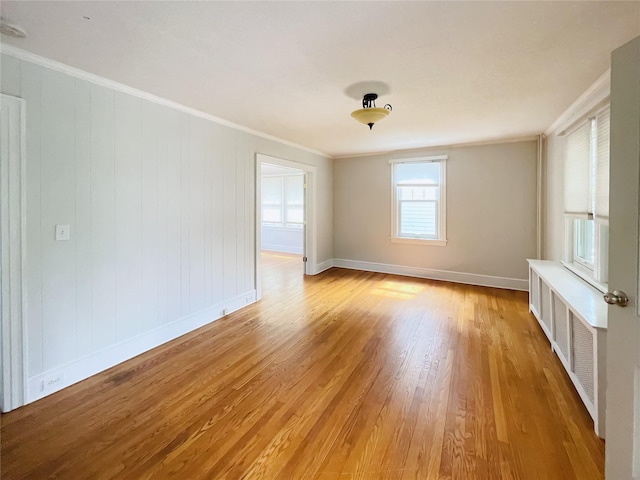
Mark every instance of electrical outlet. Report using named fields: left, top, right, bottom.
left=42, top=372, right=65, bottom=392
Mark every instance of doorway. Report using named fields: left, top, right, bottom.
left=255, top=154, right=316, bottom=301
left=260, top=163, right=305, bottom=257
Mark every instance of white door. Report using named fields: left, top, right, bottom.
left=0, top=93, right=26, bottom=412
left=606, top=36, right=640, bottom=479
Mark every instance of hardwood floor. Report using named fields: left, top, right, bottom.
left=1, top=252, right=604, bottom=479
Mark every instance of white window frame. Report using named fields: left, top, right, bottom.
left=562, top=107, right=609, bottom=292
left=390, top=156, right=447, bottom=246
left=563, top=216, right=608, bottom=292
left=261, top=173, right=305, bottom=229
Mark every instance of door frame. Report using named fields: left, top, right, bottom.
left=1, top=93, right=27, bottom=412
left=255, top=153, right=317, bottom=300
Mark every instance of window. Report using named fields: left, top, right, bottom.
left=390, top=156, right=447, bottom=246
left=261, top=174, right=304, bottom=228
left=563, top=107, right=609, bottom=288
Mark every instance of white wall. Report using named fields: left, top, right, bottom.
left=261, top=226, right=304, bottom=254
left=0, top=53, right=332, bottom=402
left=333, top=141, right=537, bottom=287
left=542, top=133, right=566, bottom=261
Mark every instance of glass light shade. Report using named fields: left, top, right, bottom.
left=351, top=107, right=390, bottom=126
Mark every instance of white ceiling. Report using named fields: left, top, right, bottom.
left=1, top=1, right=639, bottom=158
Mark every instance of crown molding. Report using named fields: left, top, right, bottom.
left=545, top=69, right=611, bottom=137
left=333, top=135, right=539, bottom=160
left=0, top=44, right=330, bottom=159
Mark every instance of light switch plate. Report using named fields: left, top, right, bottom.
left=55, top=224, right=70, bottom=241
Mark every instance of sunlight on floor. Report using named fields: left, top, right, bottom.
left=371, top=281, right=423, bottom=299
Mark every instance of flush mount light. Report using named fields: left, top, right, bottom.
left=351, top=93, right=392, bottom=130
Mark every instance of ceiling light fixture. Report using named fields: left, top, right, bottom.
left=351, top=93, right=392, bottom=130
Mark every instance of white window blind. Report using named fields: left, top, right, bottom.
left=284, top=175, right=304, bottom=224
left=595, top=108, right=610, bottom=219
left=564, top=121, right=592, bottom=215
left=262, top=177, right=283, bottom=223
left=261, top=174, right=304, bottom=227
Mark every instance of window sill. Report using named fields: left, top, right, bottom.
left=561, top=260, right=608, bottom=294
left=390, top=237, right=447, bottom=247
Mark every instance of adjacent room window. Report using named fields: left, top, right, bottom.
left=390, top=156, right=447, bottom=246
left=563, top=106, right=609, bottom=287
left=261, top=174, right=304, bottom=228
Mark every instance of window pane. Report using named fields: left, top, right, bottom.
left=398, top=185, right=437, bottom=201
left=284, top=175, right=304, bottom=206
left=574, top=218, right=595, bottom=267
left=263, top=206, right=282, bottom=223
left=287, top=205, right=303, bottom=224
left=400, top=201, right=437, bottom=237
left=395, top=162, right=440, bottom=185
left=262, top=177, right=282, bottom=205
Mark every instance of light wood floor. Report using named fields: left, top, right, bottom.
left=1, top=252, right=604, bottom=479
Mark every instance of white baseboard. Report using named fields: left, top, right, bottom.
left=312, top=258, right=334, bottom=275
left=262, top=244, right=304, bottom=255
left=27, top=290, right=256, bottom=404
left=331, top=259, right=528, bottom=291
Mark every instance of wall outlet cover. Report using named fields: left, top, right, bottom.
left=42, top=373, right=65, bottom=391
left=55, top=224, right=70, bottom=241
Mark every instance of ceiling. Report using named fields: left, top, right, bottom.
left=1, top=1, right=639, bottom=158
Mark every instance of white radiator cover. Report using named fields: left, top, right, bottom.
left=527, top=259, right=607, bottom=438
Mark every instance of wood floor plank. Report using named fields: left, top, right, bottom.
left=1, top=253, right=604, bottom=479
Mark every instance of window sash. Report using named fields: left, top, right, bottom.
left=573, top=218, right=595, bottom=270
left=398, top=199, right=438, bottom=238
left=261, top=174, right=304, bottom=227
left=562, top=107, right=610, bottom=285
left=391, top=156, right=446, bottom=243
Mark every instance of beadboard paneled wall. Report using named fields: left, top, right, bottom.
left=0, top=53, right=333, bottom=401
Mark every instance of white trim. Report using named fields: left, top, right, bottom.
left=0, top=44, right=329, bottom=159
left=0, top=94, right=27, bottom=412
left=562, top=213, right=609, bottom=292
left=332, top=259, right=528, bottom=291
left=390, top=237, right=447, bottom=246
left=255, top=154, right=319, bottom=300
left=561, top=261, right=608, bottom=294
left=537, top=134, right=544, bottom=259
left=333, top=136, right=539, bottom=160
left=313, top=259, right=334, bottom=275
left=545, top=69, right=611, bottom=136
left=535, top=308, right=554, bottom=342
left=26, top=291, right=256, bottom=404
left=388, top=155, right=448, bottom=164
left=447, top=135, right=540, bottom=149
